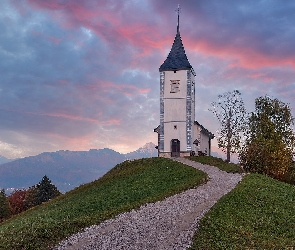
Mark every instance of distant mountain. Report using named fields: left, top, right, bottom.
left=125, top=142, right=158, bottom=159
left=0, top=143, right=157, bottom=194
left=0, top=155, right=12, bottom=165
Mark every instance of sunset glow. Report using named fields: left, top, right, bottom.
left=1, top=0, right=295, bottom=158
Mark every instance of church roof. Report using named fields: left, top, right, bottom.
left=159, top=30, right=192, bottom=72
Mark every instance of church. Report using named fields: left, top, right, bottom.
left=154, top=8, right=214, bottom=158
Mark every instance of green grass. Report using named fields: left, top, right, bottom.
left=189, top=174, right=295, bottom=250
left=0, top=157, right=207, bottom=250
left=187, top=155, right=244, bottom=173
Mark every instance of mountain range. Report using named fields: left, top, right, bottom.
left=0, top=142, right=157, bottom=194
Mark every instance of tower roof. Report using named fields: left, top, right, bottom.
left=159, top=6, right=192, bottom=72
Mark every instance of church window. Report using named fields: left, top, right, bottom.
left=170, top=80, right=180, bottom=93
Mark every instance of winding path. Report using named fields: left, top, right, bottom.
left=53, top=158, right=243, bottom=250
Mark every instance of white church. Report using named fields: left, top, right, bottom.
left=154, top=9, right=214, bottom=158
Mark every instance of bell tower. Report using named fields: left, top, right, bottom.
left=158, top=6, right=196, bottom=157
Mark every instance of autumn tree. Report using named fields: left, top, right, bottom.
left=240, top=96, right=295, bottom=180
left=0, top=189, right=10, bottom=222
left=210, top=90, right=247, bottom=162
left=8, top=189, right=27, bottom=215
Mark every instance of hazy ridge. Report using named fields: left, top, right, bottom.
left=0, top=142, right=157, bottom=193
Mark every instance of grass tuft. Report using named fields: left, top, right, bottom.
left=0, top=157, right=207, bottom=250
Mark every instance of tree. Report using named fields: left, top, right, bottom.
left=24, top=186, right=38, bottom=209
left=24, top=176, right=61, bottom=209
left=210, top=90, right=247, bottom=162
left=240, top=96, right=295, bottom=180
left=8, top=189, right=27, bottom=215
left=0, top=189, right=10, bottom=222
left=35, top=175, right=61, bottom=205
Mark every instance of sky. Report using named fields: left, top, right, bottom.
left=1, top=0, right=295, bottom=159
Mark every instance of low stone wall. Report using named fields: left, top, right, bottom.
left=158, top=152, right=171, bottom=158
left=159, top=152, right=191, bottom=158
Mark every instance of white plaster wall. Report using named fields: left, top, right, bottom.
left=163, top=122, right=187, bottom=152
left=164, top=71, right=187, bottom=99
left=193, top=124, right=201, bottom=153
left=164, top=99, right=186, bottom=122
left=193, top=124, right=210, bottom=155
left=163, top=70, right=188, bottom=153
left=200, top=132, right=210, bottom=155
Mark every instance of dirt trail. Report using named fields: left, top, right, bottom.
left=53, top=158, right=243, bottom=250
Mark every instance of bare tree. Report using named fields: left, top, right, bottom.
left=210, top=90, right=247, bottom=162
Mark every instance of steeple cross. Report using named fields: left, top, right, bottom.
left=176, top=4, right=181, bottom=33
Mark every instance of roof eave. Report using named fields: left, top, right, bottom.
left=159, top=66, right=192, bottom=72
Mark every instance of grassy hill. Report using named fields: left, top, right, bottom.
left=0, top=157, right=207, bottom=250
left=190, top=173, right=295, bottom=249
left=187, top=156, right=295, bottom=249
left=1, top=156, right=295, bottom=249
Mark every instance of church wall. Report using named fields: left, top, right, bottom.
left=193, top=124, right=211, bottom=155
left=193, top=124, right=201, bottom=153
left=164, top=99, right=186, bottom=121
left=164, top=71, right=187, bottom=99
left=163, top=122, right=187, bottom=152
left=162, top=70, right=187, bottom=153
left=200, top=132, right=210, bottom=155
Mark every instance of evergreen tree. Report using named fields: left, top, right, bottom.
left=35, top=175, right=61, bottom=205
left=25, top=186, right=38, bottom=209
left=0, top=189, right=10, bottom=222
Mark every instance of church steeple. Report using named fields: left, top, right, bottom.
left=155, top=5, right=214, bottom=158
left=159, top=5, right=192, bottom=72
left=177, top=4, right=180, bottom=34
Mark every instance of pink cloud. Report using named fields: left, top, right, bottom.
left=107, top=119, right=120, bottom=125
left=139, top=88, right=151, bottom=94
left=0, top=106, right=92, bottom=122
left=25, top=0, right=166, bottom=57
left=20, top=0, right=295, bottom=72
left=187, top=38, right=295, bottom=70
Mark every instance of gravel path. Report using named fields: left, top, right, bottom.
left=53, top=158, right=243, bottom=250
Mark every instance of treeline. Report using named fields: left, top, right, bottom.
left=0, top=175, right=61, bottom=222
left=211, top=91, right=295, bottom=184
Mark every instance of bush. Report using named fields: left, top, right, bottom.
left=8, top=189, right=27, bottom=215
left=240, top=139, right=292, bottom=180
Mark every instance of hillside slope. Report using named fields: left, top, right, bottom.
left=190, top=174, right=295, bottom=249
left=0, top=157, right=207, bottom=250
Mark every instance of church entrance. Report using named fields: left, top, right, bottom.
left=171, top=139, right=180, bottom=157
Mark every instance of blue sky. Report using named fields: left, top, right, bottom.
left=1, top=0, right=295, bottom=158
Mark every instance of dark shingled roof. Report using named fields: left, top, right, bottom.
left=159, top=30, right=192, bottom=72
